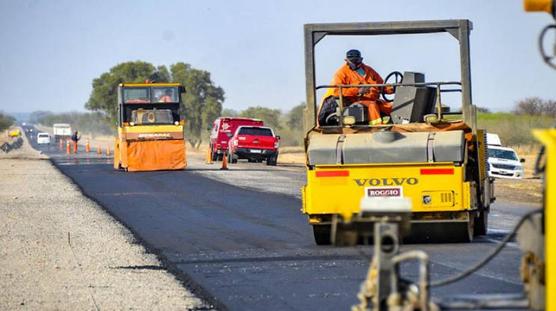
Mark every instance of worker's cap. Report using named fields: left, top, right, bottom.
left=346, top=49, right=362, bottom=63
left=346, top=49, right=361, bottom=58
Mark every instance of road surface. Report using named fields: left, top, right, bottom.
left=25, top=126, right=536, bottom=311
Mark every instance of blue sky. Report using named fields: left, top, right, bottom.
left=0, top=0, right=554, bottom=114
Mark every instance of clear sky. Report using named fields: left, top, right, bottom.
left=0, top=0, right=554, bottom=114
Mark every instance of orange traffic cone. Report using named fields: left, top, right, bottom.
left=85, top=140, right=90, bottom=153
left=206, top=147, right=213, bottom=164
left=73, top=141, right=78, bottom=154
left=97, top=146, right=102, bottom=155
left=220, top=152, right=229, bottom=170
left=66, top=140, right=71, bottom=154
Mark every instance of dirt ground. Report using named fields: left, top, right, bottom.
left=493, top=154, right=543, bottom=204
left=0, top=129, right=204, bottom=310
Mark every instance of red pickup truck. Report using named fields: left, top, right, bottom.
left=227, top=126, right=280, bottom=166
left=209, top=117, right=263, bottom=161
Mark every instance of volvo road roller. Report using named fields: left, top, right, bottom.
left=301, top=20, right=494, bottom=245
left=113, top=82, right=187, bottom=172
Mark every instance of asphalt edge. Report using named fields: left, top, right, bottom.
left=25, top=130, right=228, bottom=311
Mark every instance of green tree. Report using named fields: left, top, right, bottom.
left=286, top=102, right=305, bottom=130
left=240, top=106, right=282, bottom=130
left=85, top=61, right=224, bottom=148
left=0, top=112, right=15, bottom=131
left=170, top=62, right=224, bottom=148
left=85, top=61, right=161, bottom=124
left=222, top=108, right=239, bottom=117
left=153, top=65, right=171, bottom=82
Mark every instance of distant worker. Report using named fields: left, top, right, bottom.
left=157, top=89, right=174, bottom=103
left=71, top=130, right=80, bottom=144
left=318, top=49, right=394, bottom=126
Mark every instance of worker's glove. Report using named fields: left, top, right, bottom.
left=383, top=85, right=395, bottom=94
left=357, top=86, right=370, bottom=96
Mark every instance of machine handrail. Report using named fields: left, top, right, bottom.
left=315, top=81, right=461, bottom=90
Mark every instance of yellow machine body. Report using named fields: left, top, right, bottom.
left=113, top=82, right=187, bottom=172
left=8, top=128, right=21, bottom=137
left=303, top=163, right=471, bottom=224
left=533, top=129, right=555, bottom=310
left=300, top=21, right=493, bottom=244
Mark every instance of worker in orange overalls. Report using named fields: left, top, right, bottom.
left=157, top=89, right=174, bottom=103
left=318, top=49, right=394, bottom=126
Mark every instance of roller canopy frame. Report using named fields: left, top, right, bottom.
left=303, top=19, right=475, bottom=132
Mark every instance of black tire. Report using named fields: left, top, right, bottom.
left=266, top=154, right=278, bottom=166
left=313, top=225, right=332, bottom=245
left=451, top=216, right=474, bottom=243
left=211, top=146, right=218, bottom=161
left=335, top=229, right=358, bottom=246
left=230, top=152, right=238, bottom=164
left=474, top=211, right=489, bottom=236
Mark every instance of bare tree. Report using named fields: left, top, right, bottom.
left=514, top=97, right=543, bottom=115
left=541, top=99, right=556, bottom=116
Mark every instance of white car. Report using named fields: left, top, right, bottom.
left=487, top=145, right=524, bottom=179
left=36, top=132, right=51, bottom=145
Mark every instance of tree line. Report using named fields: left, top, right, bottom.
left=28, top=60, right=555, bottom=148
left=85, top=61, right=224, bottom=148
left=0, top=112, right=15, bottom=132
left=221, top=104, right=305, bottom=146
left=477, top=97, right=555, bottom=146
left=83, top=60, right=306, bottom=147
left=513, top=97, right=556, bottom=117
left=29, top=103, right=307, bottom=147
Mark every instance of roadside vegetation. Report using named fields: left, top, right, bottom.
left=29, top=111, right=113, bottom=137
left=221, top=104, right=305, bottom=147
left=478, top=97, right=555, bottom=151
left=86, top=61, right=224, bottom=149
left=83, top=61, right=306, bottom=148
left=26, top=60, right=553, bottom=151
left=0, top=112, right=15, bottom=132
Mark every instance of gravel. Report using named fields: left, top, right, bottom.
left=0, top=132, right=203, bottom=310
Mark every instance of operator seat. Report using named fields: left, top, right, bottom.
left=391, top=72, right=437, bottom=124
left=318, top=98, right=370, bottom=126
left=343, top=103, right=368, bottom=125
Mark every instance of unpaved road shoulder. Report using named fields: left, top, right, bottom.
left=0, top=134, right=203, bottom=310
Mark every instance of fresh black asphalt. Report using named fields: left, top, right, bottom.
left=25, top=127, right=528, bottom=311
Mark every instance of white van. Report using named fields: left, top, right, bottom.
left=486, top=135, right=524, bottom=179
left=37, top=132, right=51, bottom=145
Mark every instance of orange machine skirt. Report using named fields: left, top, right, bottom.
left=126, top=140, right=186, bottom=171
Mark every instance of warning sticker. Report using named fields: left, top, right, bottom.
left=365, top=186, right=403, bottom=198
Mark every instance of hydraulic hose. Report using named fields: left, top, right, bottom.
left=430, top=208, right=543, bottom=288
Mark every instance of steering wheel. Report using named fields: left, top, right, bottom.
left=381, top=71, right=403, bottom=102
